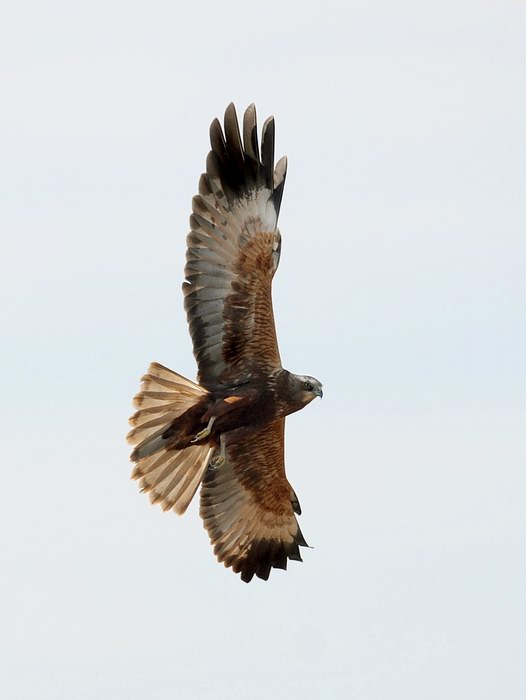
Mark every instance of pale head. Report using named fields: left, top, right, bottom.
left=294, top=374, right=323, bottom=401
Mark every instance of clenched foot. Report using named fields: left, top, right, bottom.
left=210, top=434, right=226, bottom=467
left=191, top=416, right=216, bottom=443
left=210, top=453, right=226, bottom=468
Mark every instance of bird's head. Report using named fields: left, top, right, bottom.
left=291, top=373, right=323, bottom=407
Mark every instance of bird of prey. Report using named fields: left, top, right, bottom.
left=128, top=104, right=322, bottom=582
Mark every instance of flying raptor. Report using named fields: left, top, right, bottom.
left=128, top=104, right=322, bottom=582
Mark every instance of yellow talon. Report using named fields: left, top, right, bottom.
left=211, top=454, right=226, bottom=468
left=191, top=416, right=216, bottom=443
left=192, top=427, right=210, bottom=442
left=210, top=434, right=226, bottom=467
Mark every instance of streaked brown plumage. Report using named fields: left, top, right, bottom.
left=128, top=104, right=322, bottom=582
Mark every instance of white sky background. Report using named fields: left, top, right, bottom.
left=1, top=1, right=525, bottom=698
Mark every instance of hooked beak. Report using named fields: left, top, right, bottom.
left=314, top=386, right=323, bottom=399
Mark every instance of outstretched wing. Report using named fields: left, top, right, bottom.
left=183, top=103, right=288, bottom=390
left=199, top=419, right=308, bottom=583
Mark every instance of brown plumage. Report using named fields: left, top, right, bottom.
left=128, top=104, right=322, bottom=582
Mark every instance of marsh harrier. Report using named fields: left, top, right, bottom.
left=128, top=104, right=322, bottom=582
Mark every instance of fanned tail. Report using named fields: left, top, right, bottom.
left=127, top=362, right=214, bottom=515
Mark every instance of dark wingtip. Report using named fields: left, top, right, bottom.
left=209, top=117, right=227, bottom=165
left=243, top=103, right=259, bottom=164
left=234, top=532, right=307, bottom=582
left=202, top=104, right=286, bottom=223
left=261, top=115, right=275, bottom=189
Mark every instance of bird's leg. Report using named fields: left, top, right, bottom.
left=191, top=391, right=256, bottom=444
left=191, top=415, right=217, bottom=443
left=211, top=433, right=226, bottom=468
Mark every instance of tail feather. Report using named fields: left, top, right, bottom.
left=127, top=362, right=208, bottom=447
left=133, top=443, right=214, bottom=515
left=128, top=362, right=213, bottom=515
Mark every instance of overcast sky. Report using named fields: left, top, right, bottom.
left=1, top=1, right=525, bottom=698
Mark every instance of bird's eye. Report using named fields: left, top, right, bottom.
left=304, top=382, right=313, bottom=391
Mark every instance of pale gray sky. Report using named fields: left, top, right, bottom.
left=1, top=1, right=525, bottom=698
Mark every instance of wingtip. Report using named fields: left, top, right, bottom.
left=274, top=155, right=287, bottom=188
left=244, top=103, right=257, bottom=121
left=262, top=114, right=275, bottom=134
left=209, top=116, right=222, bottom=142
left=224, top=102, right=238, bottom=127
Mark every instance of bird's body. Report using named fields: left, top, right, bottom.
left=139, top=368, right=320, bottom=451
left=128, top=104, right=322, bottom=582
